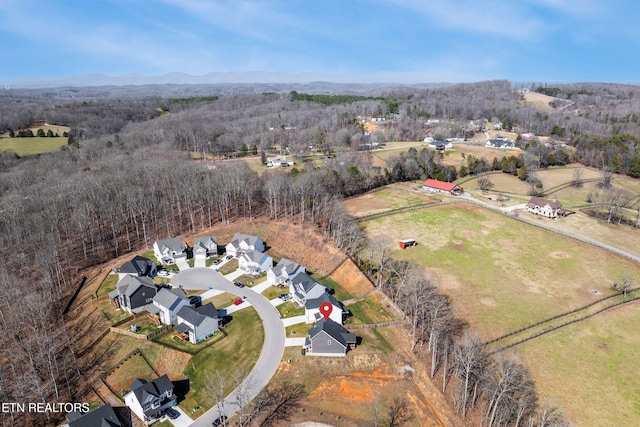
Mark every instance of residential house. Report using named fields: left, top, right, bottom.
left=267, top=258, right=305, bottom=286
left=526, top=196, right=565, bottom=218
left=304, top=318, right=357, bottom=357
left=238, top=250, right=273, bottom=274
left=116, top=255, right=157, bottom=280
left=109, top=275, right=157, bottom=313
left=149, top=288, right=189, bottom=325
left=225, top=233, right=265, bottom=257
left=64, top=404, right=123, bottom=427
left=290, top=273, right=329, bottom=306
left=305, top=293, right=347, bottom=324
left=485, top=139, right=515, bottom=149
left=428, top=140, right=453, bottom=151
left=422, top=179, right=461, bottom=195
left=193, top=236, right=218, bottom=261
left=175, top=303, right=219, bottom=344
left=267, top=157, right=295, bottom=168
left=153, top=237, right=186, bottom=265
left=124, top=375, right=176, bottom=425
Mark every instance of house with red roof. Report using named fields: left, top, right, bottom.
left=423, top=179, right=461, bottom=195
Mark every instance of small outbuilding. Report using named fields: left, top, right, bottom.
left=399, top=239, right=416, bottom=249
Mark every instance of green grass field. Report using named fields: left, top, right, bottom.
left=362, top=201, right=640, bottom=426
left=0, top=136, right=68, bottom=156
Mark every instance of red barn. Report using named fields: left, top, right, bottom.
left=422, top=179, right=461, bottom=195
left=399, top=239, right=416, bottom=249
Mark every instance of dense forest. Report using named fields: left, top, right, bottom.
left=0, top=80, right=639, bottom=425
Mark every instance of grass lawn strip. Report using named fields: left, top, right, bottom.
left=97, top=274, right=119, bottom=297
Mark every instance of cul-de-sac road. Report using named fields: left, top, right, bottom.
left=171, top=268, right=286, bottom=427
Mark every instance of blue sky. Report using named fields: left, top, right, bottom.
left=1, top=0, right=638, bottom=83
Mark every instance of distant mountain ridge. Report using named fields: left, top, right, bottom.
left=0, top=71, right=453, bottom=89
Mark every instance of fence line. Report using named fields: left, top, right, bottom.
left=345, top=320, right=410, bottom=330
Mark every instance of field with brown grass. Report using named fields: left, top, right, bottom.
left=351, top=181, right=640, bottom=426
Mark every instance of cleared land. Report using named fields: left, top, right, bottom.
left=354, top=189, right=640, bottom=426
left=0, top=124, right=70, bottom=155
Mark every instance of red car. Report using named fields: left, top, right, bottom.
left=233, top=298, right=244, bottom=306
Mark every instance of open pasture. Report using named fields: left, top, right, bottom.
left=361, top=201, right=640, bottom=426
left=342, top=183, right=439, bottom=218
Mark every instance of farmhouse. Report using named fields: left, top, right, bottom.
left=193, top=236, right=218, bottom=260
left=238, top=250, right=273, bottom=274
left=422, top=179, right=461, bottom=195
left=153, top=237, right=186, bottom=265
left=124, top=375, right=176, bottom=425
left=526, top=196, right=565, bottom=218
left=116, top=255, right=157, bottom=280
left=304, top=318, right=357, bottom=357
left=226, top=233, right=265, bottom=257
left=109, top=275, right=157, bottom=313
left=485, top=139, right=515, bottom=149
left=267, top=258, right=305, bottom=286
left=428, top=140, right=453, bottom=150
left=175, top=303, right=219, bottom=344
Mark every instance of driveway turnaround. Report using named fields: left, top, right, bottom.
left=171, top=268, right=286, bottom=427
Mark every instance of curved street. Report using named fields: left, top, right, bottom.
left=171, top=268, right=286, bottom=427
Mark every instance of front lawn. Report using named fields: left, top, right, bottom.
left=262, top=285, right=286, bottom=300
left=285, top=323, right=309, bottom=338
left=180, top=308, right=264, bottom=415
left=276, top=302, right=305, bottom=319
left=218, top=259, right=238, bottom=275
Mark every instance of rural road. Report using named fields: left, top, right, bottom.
left=171, top=268, right=286, bottom=427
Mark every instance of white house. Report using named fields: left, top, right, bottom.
left=526, top=196, right=565, bottom=218
left=193, top=236, right=218, bottom=261
left=226, top=233, right=265, bottom=257
left=305, top=293, right=347, bottom=324
left=153, top=237, right=186, bottom=265
left=266, top=258, right=305, bottom=286
left=238, top=250, right=273, bottom=274
left=124, top=375, right=176, bottom=425
left=150, top=288, right=189, bottom=325
left=175, top=303, right=219, bottom=344
left=428, top=140, right=453, bottom=150
left=290, top=273, right=329, bottom=306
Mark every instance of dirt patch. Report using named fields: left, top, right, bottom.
left=550, top=251, right=570, bottom=259
left=498, top=239, right=518, bottom=252
left=460, top=230, right=476, bottom=239
left=430, top=268, right=463, bottom=291
left=329, top=260, right=374, bottom=297
left=480, top=220, right=502, bottom=229
left=480, top=298, right=496, bottom=307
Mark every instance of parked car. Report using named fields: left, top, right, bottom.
left=226, top=254, right=234, bottom=260
left=166, top=408, right=180, bottom=419
left=234, top=281, right=245, bottom=288
left=212, top=415, right=227, bottom=426
left=189, top=296, right=202, bottom=306
left=279, top=293, right=291, bottom=301
left=157, top=270, right=170, bottom=277
left=233, top=298, right=244, bottom=306
left=214, top=259, right=223, bottom=265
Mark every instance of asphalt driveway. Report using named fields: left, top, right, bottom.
left=171, top=268, right=286, bottom=427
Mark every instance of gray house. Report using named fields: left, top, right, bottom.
left=290, top=273, right=328, bottom=306
left=124, top=375, right=176, bottom=425
left=193, top=236, right=218, bottom=260
left=64, top=404, right=123, bottom=427
left=150, top=288, right=189, bottom=325
left=109, top=275, right=157, bottom=313
left=267, top=258, right=305, bottom=286
left=116, top=255, right=157, bottom=280
left=304, top=318, right=357, bottom=357
left=153, top=237, right=186, bottom=265
left=225, top=233, right=265, bottom=257
left=175, top=303, right=219, bottom=344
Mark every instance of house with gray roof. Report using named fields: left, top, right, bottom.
left=485, top=139, right=515, bottom=149
left=225, top=233, right=265, bottom=257
left=305, top=292, right=347, bottom=324
left=290, top=273, right=328, bottom=306
left=193, top=236, right=218, bottom=261
left=267, top=258, right=305, bottom=286
left=304, top=318, right=357, bottom=357
left=175, top=303, right=219, bottom=344
left=153, top=237, right=186, bottom=265
left=150, top=288, right=189, bottom=325
left=124, top=374, right=176, bottom=425
left=116, top=255, right=157, bottom=280
left=64, top=403, right=124, bottom=427
left=109, top=275, right=157, bottom=314
left=238, top=250, right=272, bottom=274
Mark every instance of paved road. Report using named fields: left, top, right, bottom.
left=171, top=268, right=286, bottom=427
